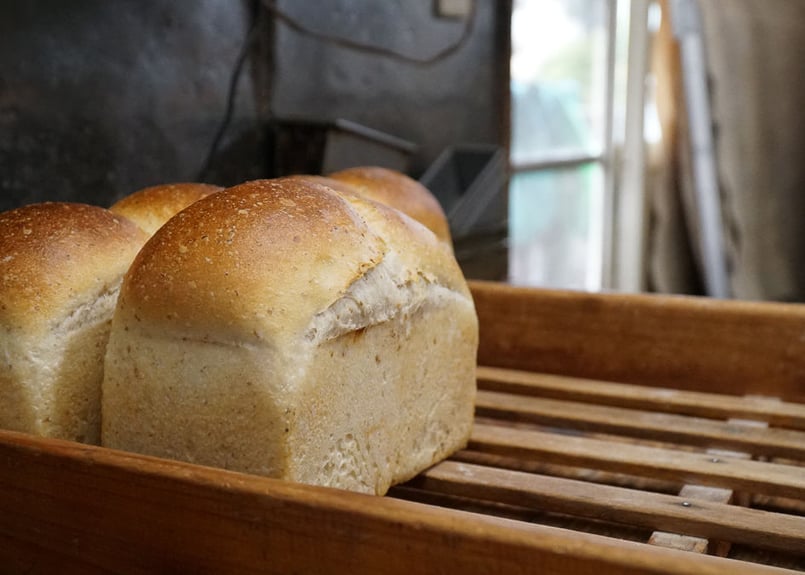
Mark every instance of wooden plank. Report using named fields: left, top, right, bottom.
left=477, top=366, right=805, bottom=431
left=474, top=390, right=805, bottom=460
left=412, top=461, right=805, bottom=554
left=2, top=430, right=792, bottom=575
left=469, top=281, right=805, bottom=401
left=469, top=423, right=805, bottom=501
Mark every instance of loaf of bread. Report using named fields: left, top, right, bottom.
left=102, top=177, right=477, bottom=494
left=0, top=202, right=148, bottom=444
left=328, top=166, right=452, bottom=244
left=109, top=182, right=222, bottom=236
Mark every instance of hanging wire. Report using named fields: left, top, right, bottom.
left=262, top=0, right=477, bottom=66
left=196, top=3, right=262, bottom=181
left=198, top=1, right=476, bottom=180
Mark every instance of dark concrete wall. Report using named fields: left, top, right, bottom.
left=270, top=0, right=505, bottom=177
left=0, top=1, right=505, bottom=212
left=0, top=1, right=262, bottom=211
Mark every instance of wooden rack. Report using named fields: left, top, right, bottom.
left=394, top=365, right=805, bottom=569
left=1, top=281, right=803, bottom=573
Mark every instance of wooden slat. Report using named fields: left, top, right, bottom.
left=475, top=390, right=805, bottom=460
left=469, top=423, right=805, bottom=500
left=412, top=461, right=805, bottom=554
left=390, top=484, right=655, bottom=543
left=647, top=486, right=732, bottom=554
left=477, top=366, right=805, bottom=431
left=469, top=281, right=805, bottom=401
left=454, top=448, right=683, bottom=494
left=752, top=493, right=805, bottom=516
left=5, top=430, right=795, bottom=575
left=648, top=417, right=772, bottom=554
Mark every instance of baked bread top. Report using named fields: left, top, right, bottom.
left=110, top=182, right=222, bottom=236
left=0, top=202, right=147, bottom=335
left=327, top=167, right=452, bottom=244
left=117, top=177, right=469, bottom=347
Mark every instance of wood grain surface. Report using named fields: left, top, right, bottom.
left=2, top=430, right=791, bottom=575
left=1, top=282, right=804, bottom=573
left=471, top=281, right=805, bottom=400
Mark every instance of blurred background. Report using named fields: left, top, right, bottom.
left=2, top=0, right=804, bottom=301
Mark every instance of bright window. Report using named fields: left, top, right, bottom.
left=509, top=0, right=633, bottom=291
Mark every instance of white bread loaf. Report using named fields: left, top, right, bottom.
left=102, top=177, right=477, bottom=494
left=0, top=202, right=148, bottom=444
left=109, top=182, right=222, bottom=236
left=328, top=166, right=453, bottom=245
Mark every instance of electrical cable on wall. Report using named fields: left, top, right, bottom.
left=197, top=3, right=262, bottom=181
left=198, top=1, right=476, bottom=180
left=262, top=0, right=476, bottom=66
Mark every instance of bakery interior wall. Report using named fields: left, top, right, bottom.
left=269, top=0, right=504, bottom=177
left=0, top=1, right=508, bottom=279
left=0, top=1, right=264, bottom=210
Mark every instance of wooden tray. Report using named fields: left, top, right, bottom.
left=2, top=281, right=804, bottom=574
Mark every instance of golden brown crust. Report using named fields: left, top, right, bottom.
left=118, top=178, right=388, bottom=342
left=324, top=180, right=471, bottom=299
left=327, top=167, right=452, bottom=244
left=109, top=182, right=222, bottom=236
left=0, top=202, right=148, bottom=333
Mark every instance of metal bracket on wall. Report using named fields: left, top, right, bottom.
left=434, top=0, right=473, bottom=19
